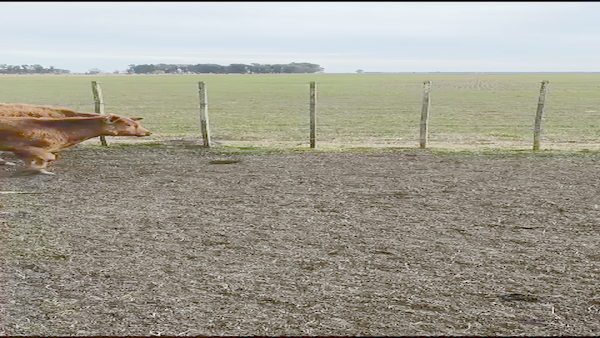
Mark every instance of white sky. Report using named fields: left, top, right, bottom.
left=1, top=2, right=599, bottom=73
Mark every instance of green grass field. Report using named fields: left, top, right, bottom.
left=1, top=73, right=600, bottom=150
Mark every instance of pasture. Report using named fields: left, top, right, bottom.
left=0, top=74, right=599, bottom=335
left=1, top=73, right=600, bottom=149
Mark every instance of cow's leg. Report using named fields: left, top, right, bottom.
left=0, top=158, right=16, bottom=166
left=12, top=148, right=56, bottom=176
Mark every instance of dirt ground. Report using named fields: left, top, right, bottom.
left=0, top=144, right=599, bottom=336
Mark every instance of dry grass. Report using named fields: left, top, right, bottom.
left=0, top=145, right=598, bottom=335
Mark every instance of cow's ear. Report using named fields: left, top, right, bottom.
left=105, top=115, right=121, bottom=124
left=131, top=117, right=143, bottom=121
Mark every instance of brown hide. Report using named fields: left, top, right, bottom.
left=0, top=103, right=101, bottom=118
left=0, top=103, right=144, bottom=120
left=0, top=115, right=151, bottom=174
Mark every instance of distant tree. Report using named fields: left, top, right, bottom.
left=7, top=65, right=21, bottom=73
left=278, top=62, right=323, bottom=74
left=226, top=63, right=249, bottom=74
left=0, top=64, right=69, bottom=74
left=124, top=62, right=324, bottom=74
left=193, top=64, right=225, bottom=74
left=87, top=68, right=102, bottom=75
left=33, top=64, right=45, bottom=73
left=281, top=64, right=294, bottom=73
left=155, top=63, right=172, bottom=73
left=208, top=64, right=227, bottom=73
left=271, top=64, right=284, bottom=73
left=113, top=70, right=120, bottom=74
left=249, top=63, right=271, bottom=74
left=130, top=64, right=157, bottom=74
left=356, top=69, right=364, bottom=74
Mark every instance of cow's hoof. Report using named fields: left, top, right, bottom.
left=38, top=169, right=56, bottom=175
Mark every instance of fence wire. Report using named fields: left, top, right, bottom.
left=1, top=74, right=599, bottom=149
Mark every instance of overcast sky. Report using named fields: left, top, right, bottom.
left=1, top=2, right=599, bottom=73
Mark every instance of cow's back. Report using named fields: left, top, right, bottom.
left=0, top=103, right=100, bottom=118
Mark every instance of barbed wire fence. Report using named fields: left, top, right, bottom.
left=1, top=74, right=599, bottom=150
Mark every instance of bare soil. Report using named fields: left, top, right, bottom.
left=0, top=144, right=599, bottom=336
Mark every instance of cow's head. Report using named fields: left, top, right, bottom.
left=103, top=115, right=152, bottom=137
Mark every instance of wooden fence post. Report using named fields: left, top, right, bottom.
left=420, top=81, right=431, bottom=149
left=91, top=81, right=107, bottom=146
left=533, top=80, right=550, bottom=151
left=309, top=81, right=317, bottom=148
left=198, top=81, right=211, bottom=147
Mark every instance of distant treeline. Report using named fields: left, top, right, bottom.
left=0, top=64, right=70, bottom=74
left=126, top=62, right=324, bottom=74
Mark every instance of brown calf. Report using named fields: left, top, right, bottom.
left=0, top=103, right=145, bottom=169
left=0, top=115, right=152, bottom=175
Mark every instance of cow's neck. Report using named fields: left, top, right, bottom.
left=44, top=118, right=111, bottom=149
left=60, top=129, right=106, bottom=148
left=62, top=130, right=111, bottom=147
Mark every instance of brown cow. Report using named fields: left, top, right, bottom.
left=0, top=103, right=145, bottom=167
left=0, top=115, right=152, bottom=175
